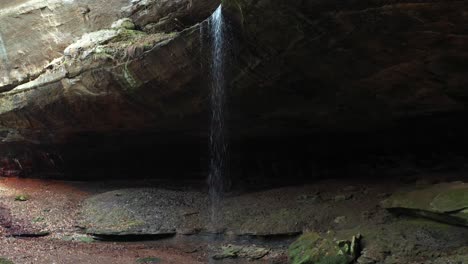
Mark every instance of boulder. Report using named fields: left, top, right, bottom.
left=382, top=182, right=468, bottom=226
left=80, top=187, right=323, bottom=237
left=288, top=232, right=360, bottom=264
left=349, top=218, right=468, bottom=263
left=80, top=189, right=207, bottom=236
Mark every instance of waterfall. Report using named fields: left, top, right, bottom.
left=208, top=5, right=227, bottom=227
left=0, top=33, right=9, bottom=84
left=0, top=33, right=8, bottom=65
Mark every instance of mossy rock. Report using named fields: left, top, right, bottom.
left=382, top=182, right=468, bottom=226
left=111, top=29, right=147, bottom=43
left=213, top=245, right=270, bottom=260
left=111, top=18, right=135, bottom=30
left=80, top=189, right=206, bottom=237
left=432, top=188, right=468, bottom=212
left=337, top=218, right=468, bottom=263
left=288, top=232, right=359, bottom=264
left=213, top=245, right=240, bottom=260
left=14, top=195, right=29, bottom=201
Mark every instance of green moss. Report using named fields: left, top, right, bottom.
left=14, top=194, right=29, bottom=202
left=61, top=235, right=95, bottom=243
left=117, top=20, right=135, bottom=30
left=111, top=29, right=147, bottom=44
left=289, top=232, right=321, bottom=264
left=213, top=245, right=241, bottom=260
left=289, top=232, right=357, bottom=264
left=77, top=236, right=95, bottom=243
left=140, top=33, right=177, bottom=50
left=122, top=66, right=143, bottom=91
left=316, top=255, right=349, bottom=264
left=136, top=257, right=161, bottom=263
left=92, top=47, right=117, bottom=61
left=0, top=258, right=14, bottom=264
left=32, top=216, right=45, bottom=223
left=432, top=188, right=468, bottom=212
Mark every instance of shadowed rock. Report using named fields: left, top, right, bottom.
left=382, top=182, right=468, bottom=226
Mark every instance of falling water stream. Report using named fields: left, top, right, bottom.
left=208, top=5, right=227, bottom=229
left=0, top=33, right=9, bottom=84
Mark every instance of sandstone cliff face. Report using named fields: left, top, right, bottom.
left=0, top=0, right=218, bottom=177
left=0, top=0, right=130, bottom=91
left=224, top=0, right=468, bottom=134
left=0, top=0, right=218, bottom=92
left=0, top=0, right=468, bottom=178
left=0, top=0, right=223, bottom=142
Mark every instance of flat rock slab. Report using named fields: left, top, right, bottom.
left=212, top=245, right=270, bottom=260
left=350, top=218, right=468, bottom=264
left=80, top=187, right=323, bottom=237
left=382, top=182, right=468, bottom=226
left=81, top=189, right=208, bottom=236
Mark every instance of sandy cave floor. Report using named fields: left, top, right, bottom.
left=0, top=172, right=467, bottom=264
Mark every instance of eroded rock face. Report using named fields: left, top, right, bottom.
left=0, top=0, right=218, bottom=177
left=1, top=0, right=468, bottom=178
left=0, top=0, right=131, bottom=91
left=0, top=0, right=218, bottom=92
left=223, top=0, right=468, bottom=134
left=123, top=0, right=219, bottom=33
left=0, top=25, right=203, bottom=136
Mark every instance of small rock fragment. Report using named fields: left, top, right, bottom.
left=14, top=195, right=29, bottom=202
left=334, top=216, right=347, bottom=224
left=335, top=194, right=353, bottom=202
left=111, top=18, right=135, bottom=30
left=213, top=245, right=270, bottom=260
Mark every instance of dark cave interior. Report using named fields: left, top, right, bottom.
left=3, top=110, right=468, bottom=188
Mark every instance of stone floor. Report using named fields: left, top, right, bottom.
left=0, top=171, right=467, bottom=264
